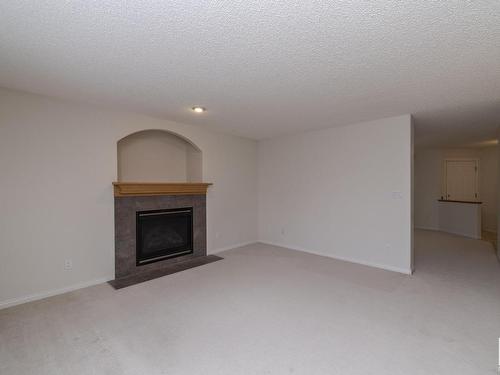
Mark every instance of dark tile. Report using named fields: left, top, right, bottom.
left=109, top=255, right=223, bottom=289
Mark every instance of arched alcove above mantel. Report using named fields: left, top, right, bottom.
left=117, top=129, right=202, bottom=183
left=113, top=129, right=214, bottom=287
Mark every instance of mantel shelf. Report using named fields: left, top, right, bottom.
left=113, top=182, right=213, bottom=197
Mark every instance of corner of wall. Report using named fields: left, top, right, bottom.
left=497, top=126, right=500, bottom=260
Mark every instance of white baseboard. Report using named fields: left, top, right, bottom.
left=209, top=241, right=257, bottom=254
left=419, top=227, right=481, bottom=240
left=1, top=241, right=258, bottom=310
left=482, top=228, right=497, bottom=234
left=0, top=277, right=112, bottom=310
left=417, top=226, right=497, bottom=238
left=259, top=241, right=413, bottom=275
left=1, top=239, right=411, bottom=309
left=414, top=226, right=440, bottom=232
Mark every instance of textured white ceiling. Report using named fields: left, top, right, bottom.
left=1, top=1, right=500, bottom=144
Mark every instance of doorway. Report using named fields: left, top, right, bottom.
left=443, top=159, right=479, bottom=202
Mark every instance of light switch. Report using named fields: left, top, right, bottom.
left=391, top=191, right=403, bottom=200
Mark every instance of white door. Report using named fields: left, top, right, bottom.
left=444, top=160, right=479, bottom=201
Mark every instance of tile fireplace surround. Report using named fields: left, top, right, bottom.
left=111, top=182, right=220, bottom=288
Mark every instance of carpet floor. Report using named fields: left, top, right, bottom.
left=1, top=229, right=499, bottom=374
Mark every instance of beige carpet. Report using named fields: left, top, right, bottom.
left=1, top=230, right=499, bottom=374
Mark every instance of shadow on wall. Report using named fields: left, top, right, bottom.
left=117, top=129, right=202, bottom=182
left=497, top=128, right=500, bottom=259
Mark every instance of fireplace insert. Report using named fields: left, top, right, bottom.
left=136, top=207, right=193, bottom=265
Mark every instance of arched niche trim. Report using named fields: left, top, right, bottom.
left=117, top=129, right=202, bottom=182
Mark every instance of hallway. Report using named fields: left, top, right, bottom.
left=416, top=229, right=499, bottom=280
left=413, top=229, right=500, bottom=373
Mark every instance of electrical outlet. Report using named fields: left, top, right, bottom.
left=64, top=260, right=73, bottom=270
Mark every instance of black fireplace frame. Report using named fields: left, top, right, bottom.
left=135, top=207, right=194, bottom=266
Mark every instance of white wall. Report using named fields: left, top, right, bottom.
left=438, top=201, right=482, bottom=239
left=414, top=149, right=442, bottom=230
left=0, top=88, right=258, bottom=307
left=479, top=147, right=498, bottom=232
left=414, top=147, right=498, bottom=232
left=186, top=146, right=203, bottom=183
left=258, top=115, right=413, bottom=274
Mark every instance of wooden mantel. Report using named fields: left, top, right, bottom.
left=113, top=182, right=212, bottom=197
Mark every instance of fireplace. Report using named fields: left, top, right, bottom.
left=111, top=130, right=217, bottom=288
left=111, top=182, right=221, bottom=288
left=136, top=207, right=194, bottom=265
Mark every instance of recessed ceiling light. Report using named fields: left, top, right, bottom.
left=192, top=106, right=206, bottom=113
